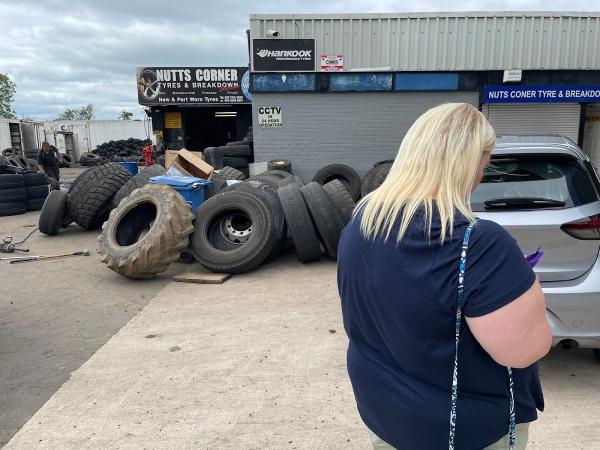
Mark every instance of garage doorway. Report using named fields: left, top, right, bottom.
left=183, top=106, right=251, bottom=152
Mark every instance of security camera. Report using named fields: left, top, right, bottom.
left=266, top=29, right=280, bottom=37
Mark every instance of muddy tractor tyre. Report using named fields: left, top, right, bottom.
left=39, top=190, right=68, bottom=236
left=99, top=184, right=194, bottom=279
left=300, top=182, right=344, bottom=261
left=323, top=179, right=356, bottom=225
left=277, top=183, right=322, bottom=263
left=67, top=162, right=132, bottom=230
left=312, top=164, right=362, bottom=201
left=111, top=164, right=166, bottom=208
left=190, top=190, right=278, bottom=274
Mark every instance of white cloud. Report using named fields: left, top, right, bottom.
left=0, top=0, right=597, bottom=119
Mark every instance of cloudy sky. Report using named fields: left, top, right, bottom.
left=0, top=0, right=597, bottom=120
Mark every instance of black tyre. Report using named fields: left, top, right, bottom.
left=1, top=148, right=14, bottom=156
left=221, top=145, right=251, bottom=157
left=300, top=182, right=344, bottom=260
left=26, top=198, right=46, bottom=211
left=362, top=162, right=393, bottom=196
left=323, top=179, right=356, bottom=225
left=190, top=190, right=278, bottom=274
left=0, top=201, right=26, bottom=216
left=226, top=140, right=248, bottom=146
left=594, top=349, right=600, bottom=363
left=26, top=158, right=39, bottom=172
left=26, top=184, right=50, bottom=199
left=6, top=156, right=22, bottom=169
left=312, top=164, right=362, bottom=201
left=67, top=162, right=132, bottom=230
left=361, top=165, right=380, bottom=197
left=0, top=187, right=27, bottom=203
left=203, top=147, right=224, bottom=169
left=111, top=164, right=166, bottom=208
left=62, top=154, right=74, bottom=165
left=277, top=183, right=321, bottom=263
left=179, top=247, right=196, bottom=264
left=99, top=184, right=194, bottom=279
left=222, top=156, right=250, bottom=169
left=268, top=159, right=292, bottom=172
left=208, top=166, right=246, bottom=196
left=24, top=172, right=48, bottom=186
left=0, top=174, right=25, bottom=189
left=39, top=190, right=68, bottom=235
left=17, top=156, right=29, bottom=168
left=260, top=170, right=291, bottom=180
left=278, top=174, right=305, bottom=188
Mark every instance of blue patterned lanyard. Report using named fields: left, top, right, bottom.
left=448, top=221, right=516, bottom=450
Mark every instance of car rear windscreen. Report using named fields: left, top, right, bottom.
left=471, top=154, right=600, bottom=212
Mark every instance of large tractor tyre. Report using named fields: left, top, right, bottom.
left=67, top=162, right=132, bottom=230
left=220, top=145, right=251, bottom=157
left=277, top=183, right=321, bottom=263
left=24, top=172, right=48, bottom=186
left=0, top=174, right=25, bottom=189
left=323, top=179, right=356, bottom=225
left=0, top=201, right=26, bottom=216
left=99, top=184, right=194, bottom=279
left=300, top=182, right=344, bottom=261
left=312, top=164, right=362, bottom=201
left=190, top=190, right=278, bottom=274
left=39, top=190, right=68, bottom=236
left=0, top=187, right=27, bottom=203
left=111, top=164, right=166, bottom=208
left=25, top=184, right=49, bottom=200
left=207, top=166, right=246, bottom=197
left=267, top=159, right=292, bottom=173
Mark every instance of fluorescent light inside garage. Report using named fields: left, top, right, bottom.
left=215, top=112, right=237, bottom=118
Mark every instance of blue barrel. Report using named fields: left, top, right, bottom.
left=149, top=175, right=212, bottom=213
left=118, top=161, right=139, bottom=175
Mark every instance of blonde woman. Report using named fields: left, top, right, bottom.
left=337, top=103, right=551, bottom=450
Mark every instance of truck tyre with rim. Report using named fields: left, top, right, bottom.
left=277, top=183, right=321, bottom=263
left=300, top=182, right=344, bottom=260
left=312, top=164, right=362, bottom=201
left=99, top=184, right=194, bottom=279
left=190, top=190, right=278, bottom=274
left=67, top=162, right=132, bottom=230
left=39, top=190, right=68, bottom=235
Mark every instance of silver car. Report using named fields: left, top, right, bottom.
left=471, top=135, right=600, bottom=362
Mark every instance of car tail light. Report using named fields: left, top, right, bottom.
left=561, top=214, right=600, bottom=240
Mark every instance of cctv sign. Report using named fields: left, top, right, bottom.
left=321, top=54, right=344, bottom=71
left=258, top=106, right=283, bottom=128
left=253, top=39, right=315, bottom=72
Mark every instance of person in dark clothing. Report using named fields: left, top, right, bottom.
left=338, top=103, right=552, bottom=450
left=37, top=141, right=60, bottom=181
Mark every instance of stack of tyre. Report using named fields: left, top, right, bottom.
left=37, top=163, right=166, bottom=236
left=91, top=138, right=152, bottom=161
left=204, top=127, right=253, bottom=178
left=1, top=148, right=39, bottom=173
left=0, top=173, right=50, bottom=216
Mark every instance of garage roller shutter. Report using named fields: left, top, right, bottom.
left=482, top=103, right=581, bottom=143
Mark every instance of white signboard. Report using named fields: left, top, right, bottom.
left=258, top=106, right=282, bottom=128
left=503, top=69, right=522, bottom=83
left=320, top=54, right=344, bottom=71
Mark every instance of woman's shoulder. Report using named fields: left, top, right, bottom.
left=470, top=218, right=518, bottom=251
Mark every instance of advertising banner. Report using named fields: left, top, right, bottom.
left=484, top=85, right=600, bottom=103
left=252, top=39, right=315, bottom=71
left=137, top=67, right=251, bottom=106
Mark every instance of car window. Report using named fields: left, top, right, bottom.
left=471, top=154, right=599, bottom=211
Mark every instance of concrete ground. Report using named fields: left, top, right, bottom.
left=0, top=167, right=185, bottom=446
left=1, top=170, right=599, bottom=448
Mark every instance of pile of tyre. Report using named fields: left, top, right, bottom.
left=37, top=163, right=166, bottom=236
left=203, top=127, right=253, bottom=178
left=0, top=172, right=51, bottom=216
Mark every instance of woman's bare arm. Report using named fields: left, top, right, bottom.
left=465, top=280, right=552, bottom=368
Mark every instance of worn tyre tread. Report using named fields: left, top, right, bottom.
left=39, top=190, right=68, bottom=235
left=312, top=164, right=362, bottom=201
left=323, top=179, right=356, bottom=225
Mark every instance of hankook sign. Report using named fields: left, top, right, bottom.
left=252, top=39, right=315, bottom=72
left=136, top=67, right=251, bottom=105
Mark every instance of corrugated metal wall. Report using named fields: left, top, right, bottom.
left=482, top=103, right=581, bottom=142
left=252, top=91, right=479, bottom=181
left=250, top=13, right=600, bottom=71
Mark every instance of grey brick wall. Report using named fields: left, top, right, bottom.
left=252, top=92, right=479, bottom=182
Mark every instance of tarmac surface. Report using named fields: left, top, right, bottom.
left=1, top=168, right=599, bottom=448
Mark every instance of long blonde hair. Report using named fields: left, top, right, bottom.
left=356, top=103, right=495, bottom=243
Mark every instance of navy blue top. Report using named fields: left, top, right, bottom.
left=338, top=210, right=542, bottom=450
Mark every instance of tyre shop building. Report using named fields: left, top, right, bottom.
left=248, top=12, right=600, bottom=181
left=137, top=67, right=253, bottom=151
